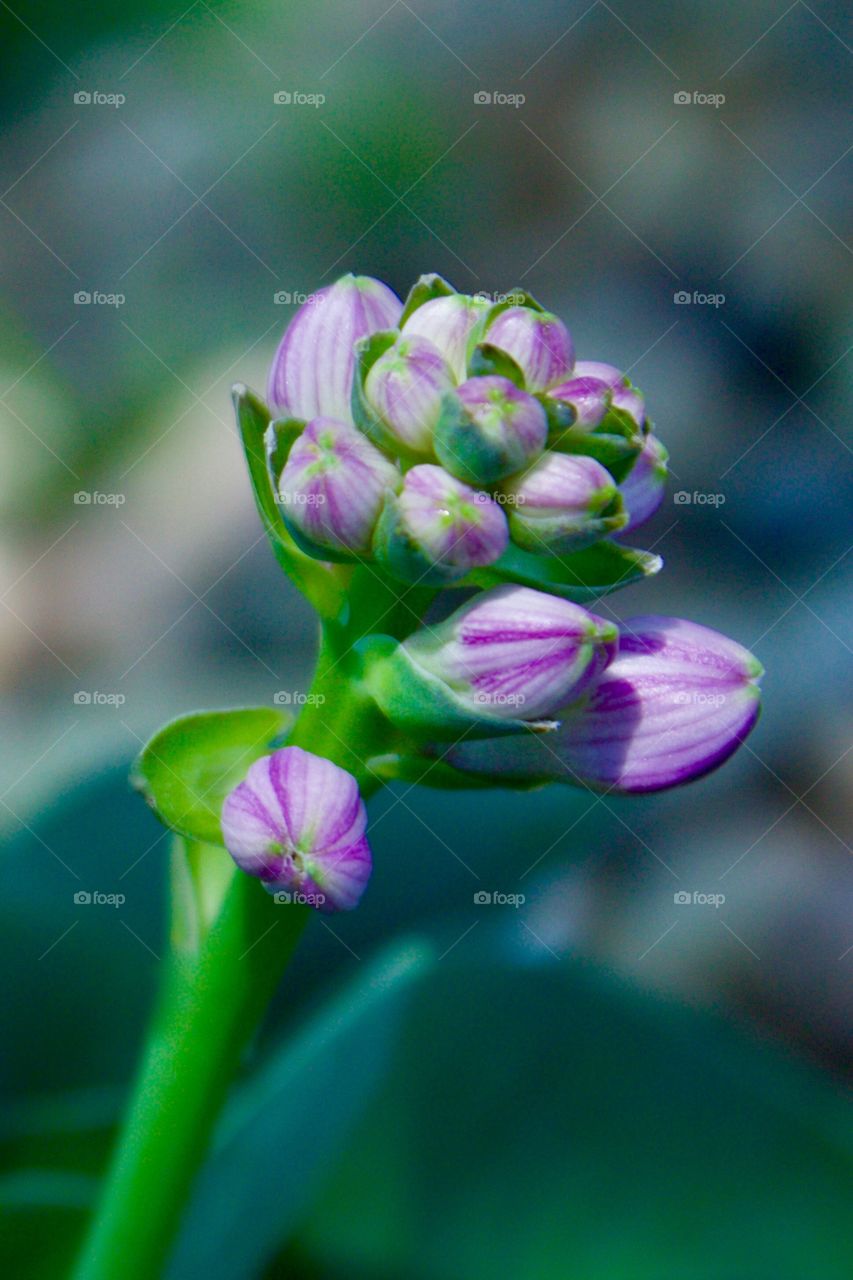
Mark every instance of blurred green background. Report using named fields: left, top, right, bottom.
left=1, top=2, right=851, bottom=1276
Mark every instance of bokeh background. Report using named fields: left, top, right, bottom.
left=1, top=2, right=851, bottom=1277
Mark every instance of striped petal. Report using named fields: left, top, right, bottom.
left=221, top=747, right=372, bottom=912
left=268, top=274, right=402, bottom=423
left=485, top=306, right=574, bottom=391
left=401, top=293, right=490, bottom=381
left=619, top=434, right=668, bottom=531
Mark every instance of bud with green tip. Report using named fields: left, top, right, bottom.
left=361, top=333, right=454, bottom=457
left=277, top=417, right=399, bottom=558
left=372, top=463, right=508, bottom=583
left=434, top=375, right=548, bottom=486
left=502, top=452, right=626, bottom=553
left=545, top=375, right=611, bottom=431
left=482, top=305, right=574, bottom=391
left=362, top=585, right=618, bottom=737
left=400, top=292, right=490, bottom=381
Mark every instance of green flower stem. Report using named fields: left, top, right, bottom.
left=72, top=604, right=401, bottom=1280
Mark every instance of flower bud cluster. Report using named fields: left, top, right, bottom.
left=266, top=273, right=668, bottom=581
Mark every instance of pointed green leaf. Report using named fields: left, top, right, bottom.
left=462, top=539, right=663, bottom=601
left=130, top=707, right=292, bottom=846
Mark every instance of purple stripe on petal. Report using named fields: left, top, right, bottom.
left=268, top=275, right=402, bottom=423
left=221, top=746, right=373, bottom=911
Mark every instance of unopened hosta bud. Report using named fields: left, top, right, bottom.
left=435, top=375, right=548, bottom=486
left=363, top=333, right=454, bottom=456
left=365, top=585, right=618, bottom=737
left=444, top=617, right=763, bottom=793
left=373, top=463, right=508, bottom=584
left=277, top=417, right=399, bottom=558
left=619, top=433, right=668, bottom=531
left=401, top=293, right=490, bottom=381
left=483, top=306, right=574, bottom=392
left=546, top=375, right=611, bottom=430
left=610, top=384, right=645, bottom=428
left=221, top=747, right=372, bottom=912
left=501, top=452, right=626, bottom=553
left=572, top=360, right=626, bottom=388
left=268, top=274, right=402, bottom=423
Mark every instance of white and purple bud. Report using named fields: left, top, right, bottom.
left=362, top=333, right=454, bottom=457
left=365, top=585, right=618, bottom=738
left=619, top=433, right=668, bottom=532
left=501, top=452, right=626, bottom=553
left=434, top=375, right=548, bottom=486
left=546, top=375, right=612, bottom=431
left=610, top=384, right=646, bottom=428
left=444, top=616, right=763, bottom=794
left=277, top=417, right=399, bottom=558
left=221, top=746, right=372, bottom=912
left=572, top=360, right=627, bottom=388
left=268, top=274, right=402, bottom=424
left=400, top=293, right=490, bottom=382
left=482, top=306, right=574, bottom=392
left=373, top=463, right=508, bottom=584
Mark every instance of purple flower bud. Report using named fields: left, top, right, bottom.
left=363, top=333, right=454, bottom=456
left=501, top=452, right=626, bottom=553
left=547, top=375, right=612, bottom=430
left=401, top=293, right=490, bottom=381
left=610, top=384, right=645, bottom=428
left=572, top=360, right=626, bottom=388
left=373, top=463, right=508, bottom=583
left=221, top=746, right=372, bottom=912
left=268, top=274, right=402, bottom=423
left=445, top=616, right=763, bottom=793
left=403, top=585, right=618, bottom=721
left=619, top=434, right=668, bottom=532
left=484, top=306, right=574, bottom=392
left=435, top=375, right=548, bottom=486
left=555, top=616, right=764, bottom=791
left=277, top=417, right=399, bottom=557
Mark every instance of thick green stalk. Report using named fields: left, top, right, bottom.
left=71, top=629, right=389, bottom=1280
